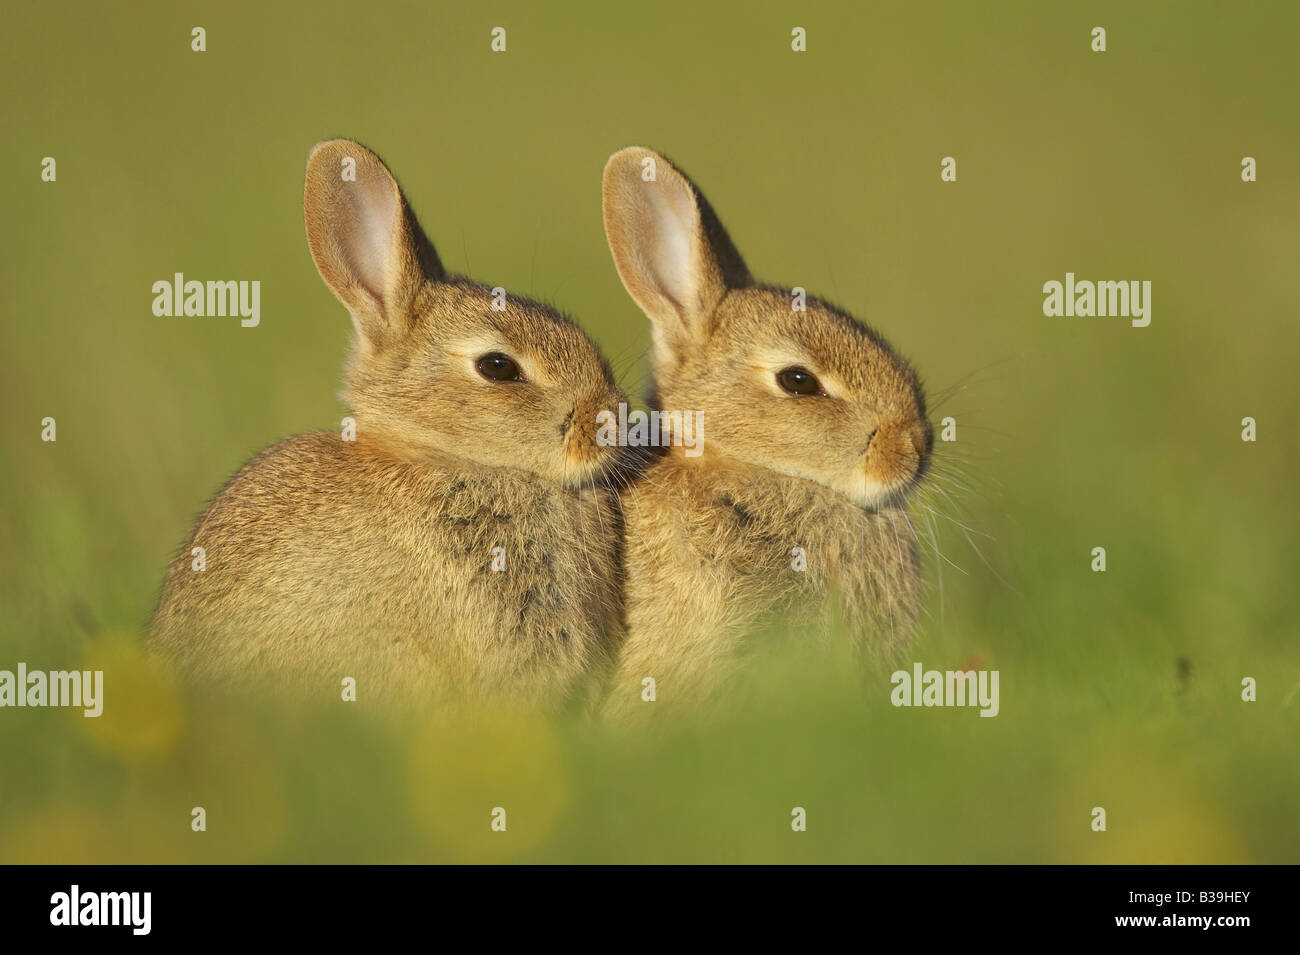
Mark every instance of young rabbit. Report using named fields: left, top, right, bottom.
left=150, top=140, right=627, bottom=710
left=599, top=147, right=932, bottom=720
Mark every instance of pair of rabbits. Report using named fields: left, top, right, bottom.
left=149, top=140, right=933, bottom=720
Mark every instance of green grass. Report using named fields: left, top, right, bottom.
left=1, top=0, right=1296, bottom=863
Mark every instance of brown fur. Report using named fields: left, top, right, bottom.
left=150, top=141, right=627, bottom=710
left=599, top=148, right=932, bottom=720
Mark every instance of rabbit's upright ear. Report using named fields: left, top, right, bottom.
left=304, top=140, right=444, bottom=349
left=602, top=147, right=751, bottom=367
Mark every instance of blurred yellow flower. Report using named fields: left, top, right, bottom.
left=77, top=633, right=183, bottom=761
left=407, top=707, right=570, bottom=862
left=1, top=805, right=128, bottom=864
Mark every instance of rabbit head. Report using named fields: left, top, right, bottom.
left=601, top=147, right=932, bottom=509
left=305, top=139, right=624, bottom=488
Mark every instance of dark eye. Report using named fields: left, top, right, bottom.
left=476, top=352, right=524, bottom=382
left=776, top=366, right=823, bottom=396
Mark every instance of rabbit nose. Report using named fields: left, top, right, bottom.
left=910, top=419, right=933, bottom=460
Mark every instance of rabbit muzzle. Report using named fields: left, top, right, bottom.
left=861, top=418, right=931, bottom=497
left=557, top=389, right=627, bottom=487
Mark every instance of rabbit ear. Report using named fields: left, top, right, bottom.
left=602, top=147, right=751, bottom=365
left=303, top=140, right=444, bottom=348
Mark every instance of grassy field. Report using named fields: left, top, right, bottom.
left=1, top=0, right=1296, bottom=863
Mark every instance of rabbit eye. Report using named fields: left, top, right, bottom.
left=776, top=366, right=823, bottom=396
left=476, top=352, right=524, bottom=383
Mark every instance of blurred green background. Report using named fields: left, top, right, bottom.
left=1, top=0, right=1296, bottom=863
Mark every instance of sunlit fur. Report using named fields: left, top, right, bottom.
left=599, top=147, right=932, bottom=720
left=150, top=141, right=627, bottom=710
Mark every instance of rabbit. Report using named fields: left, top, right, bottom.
left=597, top=147, right=933, bottom=720
left=149, top=140, right=628, bottom=711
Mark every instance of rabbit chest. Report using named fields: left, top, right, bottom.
left=626, top=458, right=921, bottom=640
left=154, top=433, right=623, bottom=704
